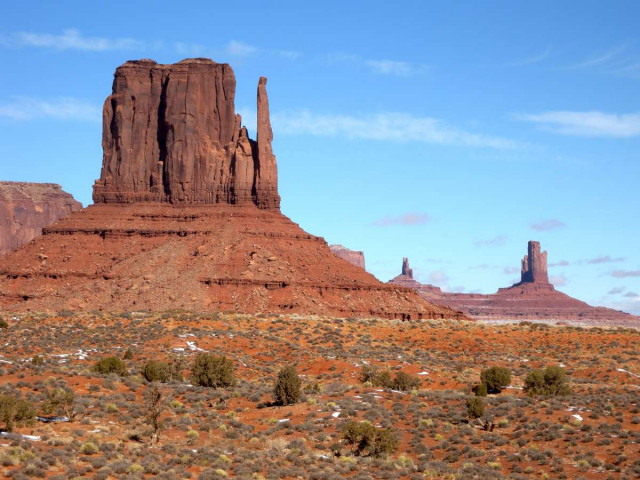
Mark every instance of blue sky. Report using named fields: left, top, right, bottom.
left=0, top=0, right=638, bottom=314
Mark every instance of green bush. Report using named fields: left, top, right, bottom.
left=480, top=367, right=511, bottom=394
left=273, top=365, right=302, bottom=405
left=190, top=354, right=234, bottom=388
left=341, top=420, right=399, bottom=457
left=142, top=360, right=171, bottom=383
left=524, top=366, right=571, bottom=396
left=0, top=395, right=36, bottom=432
left=92, top=356, right=128, bottom=376
left=475, top=382, right=488, bottom=397
left=42, top=387, right=75, bottom=420
left=0, top=318, right=8, bottom=329
left=391, top=371, right=421, bottom=391
left=466, top=397, right=485, bottom=419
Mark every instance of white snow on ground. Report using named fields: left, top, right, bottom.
left=572, top=414, right=583, bottom=422
left=391, top=390, right=407, bottom=395
left=0, top=432, right=41, bottom=441
left=186, top=341, right=205, bottom=352
left=617, top=368, right=640, bottom=378
left=417, top=371, right=429, bottom=375
left=278, top=419, right=290, bottom=423
left=332, top=412, right=340, bottom=418
left=0, top=359, right=12, bottom=364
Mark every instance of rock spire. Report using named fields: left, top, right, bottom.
left=520, top=240, right=549, bottom=284
left=402, top=257, right=413, bottom=279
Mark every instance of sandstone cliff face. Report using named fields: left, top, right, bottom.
left=0, top=182, right=81, bottom=255
left=520, top=240, right=549, bottom=284
left=93, top=59, right=280, bottom=209
left=329, top=245, right=366, bottom=270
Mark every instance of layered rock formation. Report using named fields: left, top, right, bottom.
left=329, top=245, right=366, bottom=270
left=0, top=182, right=81, bottom=255
left=389, top=242, right=638, bottom=327
left=93, top=59, right=280, bottom=209
left=0, top=59, right=465, bottom=321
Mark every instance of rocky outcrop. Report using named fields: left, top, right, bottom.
left=0, top=58, right=464, bottom=321
left=93, top=59, right=280, bottom=209
left=329, top=245, right=366, bottom=270
left=520, top=241, right=548, bottom=284
left=389, top=242, right=639, bottom=327
left=0, top=182, right=81, bottom=255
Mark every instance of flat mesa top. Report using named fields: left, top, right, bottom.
left=119, top=58, right=228, bottom=69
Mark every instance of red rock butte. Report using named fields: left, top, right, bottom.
left=0, top=182, right=81, bottom=256
left=390, top=241, right=639, bottom=327
left=0, top=58, right=465, bottom=321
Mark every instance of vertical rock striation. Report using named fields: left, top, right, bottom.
left=520, top=240, right=549, bottom=284
left=402, top=257, right=413, bottom=279
left=93, top=58, right=280, bottom=209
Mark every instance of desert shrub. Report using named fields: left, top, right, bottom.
left=466, top=397, right=485, bottom=419
left=273, top=365, right=302, bottom=405
left=392, top=371, right=421, bottom=391
left=123, top=349, right=134, bottom=360
left=0, top=395, right=36, bottom=431
left=93, top=357, right=127, bottom=376
left=80, top=442, right=99, bottom=455
left=480, top=367, right=511, bottom=394
left=31, top=355, right=45, bottom=366
left=524, top=366, right=571, bottom=396
left=0, top=318, right=8, bottom=329
left=190, top=354, right=234, bottom=388
left=42, top=387, right=76, bottom=420
left=341, top=420, right=398, bottom=457
left=475, top=382, right=488, bottom=397
left=142, top=360, right=171, bottom=383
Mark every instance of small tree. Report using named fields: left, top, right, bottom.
left=145, top=383, right=166, bottom=444
left=475, top=382, right=488, bottom=397
left=142, top=360, right=171, bottom=383
left=0, top=318, right=8, bottom=329
left=524, top=366, right=571, bottom=396
left=92, top=356, right=128, bottom=376
left=480, top=367, right=511, bottom=394
left=466, top=397, right=485, bottom=419
left=0, top=395, right=36, bottom=432
left=392, top=371, right=421, bottom=391
left=341, top=420, right=398, bottom=457
left=273, top=365, right=302, bottom=406
left=190, top=354, right=234, bottom=388
left=42, top=387, right=77, bottom=421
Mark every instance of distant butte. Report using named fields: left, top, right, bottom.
left=329, top=245, right=366, bottom=270
left=0, top=182, right=81, bottom=256
left=0, top=59, right=465, bottom=321
left=390, top=241, right=639, bottom=327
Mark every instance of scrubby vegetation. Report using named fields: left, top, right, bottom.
left=190, top=353, right=234, bottom=388
left=92, top=356, right=128, bottom=376
left=273, top=365, right=302, bottom=405
left=524, top=365, right=572, bottom=396
left=0, top=394, right=36, bottom=431
left=0, top=311, right=637, bottom=479
left=480, top=366, right=511, bottom=393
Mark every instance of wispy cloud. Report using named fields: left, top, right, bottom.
left=507, top=46, right=554, bottom=67
left=271, top=110, right=518, bottom=149
left=428, top=270, right=449, bottom=285
left=549, top=260, right=570, bottom=267
left=515, top=111, right=640, bottom=138
left=624, top=291, right=639, bottom=298
left=373, top=213, right=431, bottom=227
left=0, top=96, right=100, bottom=122
left=608, top=286, right=625, bottom=295
left=474, top=235, right=507, bottom=247
left=587, top=255, right=625, bottom=264
left=550, top=274, right=567, bottom=286
left=1, top=29, right=145, bottom=51
left=503, top=266, right=519, bottom=275
left=611, top=270, right=640, bottom=278
left=174, top=40, right=299, bottom=59
left=530, top=219, right=565, bottom=231
left=326, top=52, right=426, bottom=77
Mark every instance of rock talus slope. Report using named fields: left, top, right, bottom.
left=0, top=59, right=464, bottom=321
left=0, top=182, right=81, bottom=255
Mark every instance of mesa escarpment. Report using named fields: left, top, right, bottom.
left=329, top=245, right=366, bottom=270
left=0, top=59, right=464, bottom=321
left=0, top=182, right=81, bottom=255
left=390, top=241, right=638, bottom=327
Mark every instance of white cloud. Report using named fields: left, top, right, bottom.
left=270, top=110, right=517, bottom=149
left=373, top=213, right=431, bottom=227
left=530, top=219, right=565, bottom=231
left=5, top=29, right=144, bottom=51
left=226, top=40, right=258, bottom=57
left=174, top=40, right=298, bottom=60
left=507, top=46, right=553, bottom=67
left=516, top=111, right=640, bottom=138
left=365, top=60, right=413, bottom=77
left=0, top=96, right=100, bottom=122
